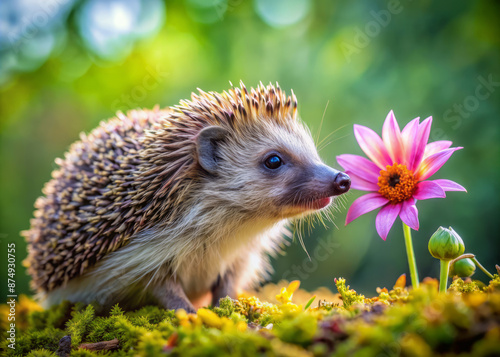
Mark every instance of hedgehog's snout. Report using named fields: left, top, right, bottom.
left=332, top=171, right=351, bottom=195
left=313, top=164, right=351, bottom=197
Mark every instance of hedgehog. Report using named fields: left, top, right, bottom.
left=23, top=81, right=351, bottom=312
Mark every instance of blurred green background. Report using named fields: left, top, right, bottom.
left=1, top=0, right=499, bottom=299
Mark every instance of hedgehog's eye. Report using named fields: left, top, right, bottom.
left=264, top=155, right=283, bottom=169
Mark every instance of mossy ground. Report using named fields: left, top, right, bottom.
left=1, top=276, right=500, bottom=357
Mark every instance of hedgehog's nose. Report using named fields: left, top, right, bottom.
left=332, top=172, right=351, bottom=195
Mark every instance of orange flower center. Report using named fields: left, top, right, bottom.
left=378, top=164, right=417, bottom=203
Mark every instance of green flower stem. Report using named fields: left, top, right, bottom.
left=450, top=254, right=494, bottom=279
left=449, top=253, right=475, bottom=266
left=403, top=223, right=419, bottom=288
left=471, top=257, right=494, bottom=279
left=440, top=260, right=450, bottom=292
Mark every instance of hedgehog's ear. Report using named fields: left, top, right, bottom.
left=196, top=126, right=229, bottom=174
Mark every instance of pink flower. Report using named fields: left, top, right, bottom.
left=337, top=111, right=466, bottom=240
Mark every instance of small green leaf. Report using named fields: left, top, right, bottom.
left=304, top=295, right=316, bottom=310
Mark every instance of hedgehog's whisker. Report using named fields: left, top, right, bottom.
left=318, top=133, right=352, bottom=152
left=295, top=218, right=311, bottom=261
left=317, top=125, right=348, bottom=152
left=315, top=100, right=330, bottom=145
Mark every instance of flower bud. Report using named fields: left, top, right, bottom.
left=428, top=226, right=465, bottom=260
left=450, top=258, right=476, bottom=278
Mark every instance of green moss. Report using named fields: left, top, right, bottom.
left=25, top=349, right=57, bottom=357
left=448, top=278, right=481, bottom=294
left=334, top=278, right=365, bottom=309
left=85, top=315, right=124, bottom=343
left=211, top=297, right=235, bottom=318
left=136, top=330, right=168, bottom=356
left=125, top=305, right=175, bottom=325
left=3, top=276, right=500, bottom=356
left=2, top=327, right=66, bottom=357
left=273, top=313, right=317, bottom=346
left=256, top=311, right=276, bottom=327
left=66, top=305, right=96, bottom=347
left=486, top=274, right=500, bottom=292
left=70, top=349, right=106, bottom=357
left=113, top=313, right=153, bottom=351
left=170, top=327, right=273, bottom=357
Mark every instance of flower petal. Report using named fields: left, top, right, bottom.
left=382, top=110, right=404, bottom=164
left=401, top=118, right=420, bottom=168
left=400, top=199, right=419, bottom=230
left=337, top=154, right=380, bottom=183
left=346, top=193, right=389, bottom=225
left=347, top=171, right=380, bottom=191
left=423, top=141, right=452, bottom=158
left=402, top=117, right=420, bottom=136
left=354, top=124, right=392, bottom=169
left=410, top=116, right=432, bottom=170
left=413, top=180, right=446, bottom=200
left=375, top=203, right=402, bottom=240
left=431, top=179, right=467, bottom=192
left=415, top=147, right=462, bottom=181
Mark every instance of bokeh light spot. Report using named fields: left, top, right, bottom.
left=76, top=0, right=165, bottom=60
left=254, top=0, right=311, bottom=28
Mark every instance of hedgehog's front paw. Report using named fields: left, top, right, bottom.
left=166, top=300, right=196, bottom=314
left=151, top=280, right=196, bottom=313
left=180, top=305, right=196, bottom=314
left=160, top=295, right=197, bottom=313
